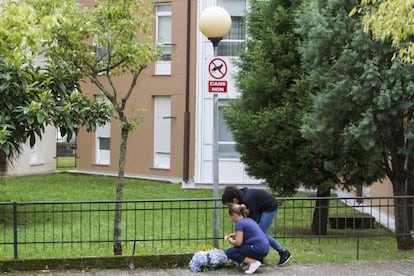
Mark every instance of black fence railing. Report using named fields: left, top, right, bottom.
left=0, top=196, right=412, bottom=260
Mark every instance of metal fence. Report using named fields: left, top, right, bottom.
left=0, top=195, right=412, bottom=260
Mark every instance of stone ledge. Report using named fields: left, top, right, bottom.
left=0, top=253, right=193, bottom=272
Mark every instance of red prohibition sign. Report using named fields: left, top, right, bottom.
left=208, top=58, right=227, bottom=79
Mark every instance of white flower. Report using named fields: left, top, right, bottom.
left=189, top=248, right=228, bottom=272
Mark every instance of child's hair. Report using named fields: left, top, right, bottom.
left=221, top=185, right=241, bottom=204
left=228, top=203, right=249, bottom=217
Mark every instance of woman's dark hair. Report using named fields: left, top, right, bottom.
left=221, top=185, right=241, bottom=204
left=228, top=204, right=249, bottom=217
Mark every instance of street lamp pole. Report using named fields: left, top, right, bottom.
left=199, top=6, right=231, bottom=248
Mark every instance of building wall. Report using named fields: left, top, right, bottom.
left=368, top=179, right=393, bottom=197
left=76, top=0, right=261, bottom=187
left=76, top=0, right=196, bottom=184
left=7, top=125, right=57, bottom=176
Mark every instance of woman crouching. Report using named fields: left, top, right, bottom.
left=225, top=204, right=270, bottom=274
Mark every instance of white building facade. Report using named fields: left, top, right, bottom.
left=192, top=0, right=260, bottom=187
left=7, top=125, right=56, bottom=176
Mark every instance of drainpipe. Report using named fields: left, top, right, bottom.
left=183, top=0, right=191, bottom=183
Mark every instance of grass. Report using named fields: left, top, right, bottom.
left=0, top=173, right=212, bottom=201
left=0, top=173, right=220, bottom=260
left=0, top=173, right=413, bottom=264
left=56, top=156, right=76, bottom=170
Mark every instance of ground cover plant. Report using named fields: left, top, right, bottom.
left=0, top=173, right=413, bottom=263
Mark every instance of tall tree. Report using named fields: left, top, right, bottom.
left=3, top=0, right=160, bottom=255
left=222, top=0, right=338, bottom=234
left=224, top=0, right=306, bottom=195
left=297, top=0, right=414, bottom=250
left=24, top=0, right=160, bottom=255
left=353, top=0, right=414, bottom=63
left=0, top=1, right=111, bottom=175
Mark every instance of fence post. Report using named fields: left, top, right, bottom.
left=12, top=201, right=18, bottom=259
left=356, top=235, right=360, bottom=260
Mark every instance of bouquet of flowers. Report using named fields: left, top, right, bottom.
left=189, top=248, right=228, bottom=272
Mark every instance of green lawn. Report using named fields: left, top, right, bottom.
left=0, top=173, right=413, bottom=263
left=56, top=156, right=76, bottom=170
left=0, top=173, right=220, bottom=260
left=0, top=172, right=212, bottom=201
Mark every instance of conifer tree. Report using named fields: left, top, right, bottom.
left=297, top=0, right=414, bottom=249
left=223, top=0, right=338, bottom=234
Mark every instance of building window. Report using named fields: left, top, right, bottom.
left=92, top=39, right=110, bottom=75
left=95, top=43, right=109, bottom=63
left=98, top=137, right=110, bottom=151
left=30, top=145, right=37, bottom=165
left=218, top=100, right=239, bottom=158
left=155, top=3, right=172, bottom=75
left=95, top=97, right=111, bottom=165
left=96, top=123, right=111, bottom=165
left=218, top=0, right=246, bottom=56
left=153, top=96, right=171, bottom=169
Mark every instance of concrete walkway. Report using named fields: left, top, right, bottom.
left=4, top=259, right=414, bottom=276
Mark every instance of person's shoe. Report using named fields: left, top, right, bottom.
left=242, top=264, right=250, bottom=271
left=229, top=259, right=243, bottom=268
left=278, top=250, right=292, bottom=267
left=245, top=261, right=261, bottom=274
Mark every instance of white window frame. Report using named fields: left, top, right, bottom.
left=30, top=145, right=37, bottom=165
left=153, top=96, right=171, bottom=169
left=155, top=3, right=172, bottom=75
left=217, top=0, right=246, bottom=57
left=218, top=100, right=239, bottom=159
left=92, top=40, right=110, bottom=75
left=95, top=96, right=111, bottom=165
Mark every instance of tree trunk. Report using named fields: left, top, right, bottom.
left=113, top=126, right=129, bottom=255
left=356, top=183, right=363, bottom=204
left=0, top=151, right=7, bottom=175
left=392, top=177, right=414, bottom=250
left=311, top=187, right=331, bottom=235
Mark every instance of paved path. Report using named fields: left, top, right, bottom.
left=4, top=259, right=414, bottom=275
